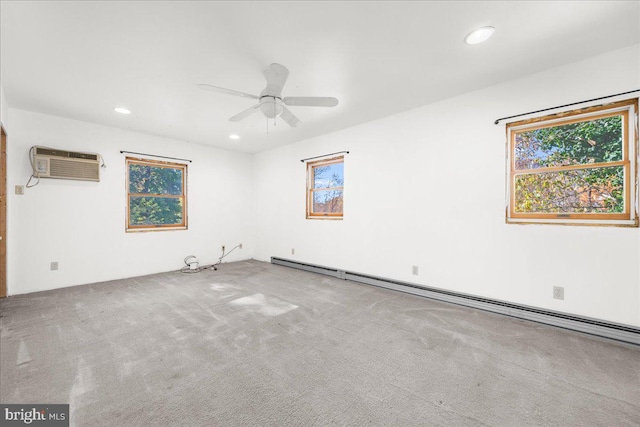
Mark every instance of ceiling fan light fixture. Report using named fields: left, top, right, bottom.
left=260, top=96, right=284, bottom=119
left=464, top=26, right=495, bottom=45
left=114, top=107, right=131, bottom=114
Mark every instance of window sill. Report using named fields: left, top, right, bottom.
left=306, top=216, right=343, bottom=220
left=126, top=226, right=188, bottom=233
left=506, top=217, right=638, bottom=227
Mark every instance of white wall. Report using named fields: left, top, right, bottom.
left=253, top=45, right=640, bottom=326
left=0, top=85, right=8, bottom=130
left=7, top=109, right=253, bottom=295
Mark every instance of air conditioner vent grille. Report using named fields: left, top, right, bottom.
left=35, top=147, right=98, bottom=161
left=49, top=158, right=100, bottom=181
left=69, top=151, right=98, bottom=160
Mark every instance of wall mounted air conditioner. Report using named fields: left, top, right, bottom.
left=32, top=146, right=101, bottom=182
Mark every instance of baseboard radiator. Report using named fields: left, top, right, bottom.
left=271, top=257, right=640, bottom=346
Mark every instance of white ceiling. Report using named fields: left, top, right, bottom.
left=1, top=1, right=639, bottom=153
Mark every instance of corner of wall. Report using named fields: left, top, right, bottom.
left=0, top=84, right=9, bottom=131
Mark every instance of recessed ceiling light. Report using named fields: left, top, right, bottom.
left=464, top=26, right=495, bottom=45
left=114, top=107, right=131, bottom=114
left=229, top=134, right=240, bottom=140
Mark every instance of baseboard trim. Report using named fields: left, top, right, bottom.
left=271, top=257, right=640, bottom=346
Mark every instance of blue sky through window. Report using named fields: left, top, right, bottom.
left=314, top=162, right=344, bottom=188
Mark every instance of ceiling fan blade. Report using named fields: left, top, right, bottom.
left=197, top=84, right=259, bottom=99
left=263, top=63, right=289, bottom=96
left=280, top=106, right=301, bottom=128
left=229, top=104, right=261, bottom=122
left=283, top=97, right=339, bottom=107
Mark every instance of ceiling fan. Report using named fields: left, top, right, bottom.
left=197, top=63, right=338, bottom=127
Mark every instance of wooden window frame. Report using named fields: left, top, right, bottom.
left=306, top=156, right=344, bottom=220
left=126, top=157, right=188, bottom=232
left=506, top=99, right=638, bottom=227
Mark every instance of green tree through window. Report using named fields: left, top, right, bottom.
left=506, top=99, right=637, bottom=226
left=126, top=158, right=187, bottom=230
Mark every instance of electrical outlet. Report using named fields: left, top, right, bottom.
left=553, top=286, right=564, bottom=300
left=50, top=262, right=59, bottom=271
left=221, top=245, right=225, bottom=252
left=412, top=266, right=419, bottom=276
left=239, top=243, right=243, bottom=249
left=15, top=185, right=24, bottom=195
left=291, top=248, right=295, bottom=255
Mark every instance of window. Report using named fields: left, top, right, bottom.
left=306, top=156, right=344, bottom=219
left=126, top=157, right=187, bottom=231
left=506, top=99, right=638, bottom=226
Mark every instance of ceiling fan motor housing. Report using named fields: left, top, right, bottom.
left=259, top=96, right=283, bottom=118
